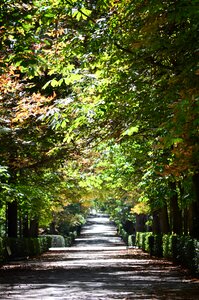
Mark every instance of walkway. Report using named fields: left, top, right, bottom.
left=0, top=214, right=199, bottom=299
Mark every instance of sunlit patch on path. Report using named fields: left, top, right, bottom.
left=0, top=214, right=199, bottom=299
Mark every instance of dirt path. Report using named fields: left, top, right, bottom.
left=0, top=214, right=199, bottom=299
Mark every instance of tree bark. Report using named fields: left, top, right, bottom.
left=152, top=210, right=161, bottom=234
left=135, top=214, right=146, bottom=232
left=169, top=182, right=182, bottom=234
left=7, top=200, right=18, bottom=238
left=188, top=173, right=199, bottom=238
left=183, top=207, right=188, bottom=235
left=159, top=203, right=170, bottom=234
left=29, top=219, right=39, bottom=237
left=23, top=215, right=29, bottom=238
left=50, top=221, right=57, bottom=234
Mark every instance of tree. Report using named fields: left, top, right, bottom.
left=80, top=0, right=199, bottom=237
left=0, top=0, right=95, bottom=237
left=0, top=0, right=199, bottom=240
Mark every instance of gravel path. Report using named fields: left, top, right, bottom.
left=0, top=214, right=199, bottom=299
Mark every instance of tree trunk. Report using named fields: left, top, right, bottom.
left=159, top=203, right=170, bottom=234
left=170, top=182, right=182, bottom=234
left=23, top=215, right=29, bottom=238
left=188, top=173, right=199, bottom=238
left=7, top=200, right=18, bottom=238
left=179, top=182, right=188, bottom=235
left=29, top=219, right=39, bottom=237
left=123, top=220, right=135, bottom=234
left=135, top=214, right=146, bottom=232
left=183, top=207, right=188, bottom=235
left=188, top=173, right=199, bottom=239
left=50, top=221, right=57, bottom=234
left=152, top=210, right=161, bottom=234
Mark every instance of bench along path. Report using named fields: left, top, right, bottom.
left=0, top=214, right=199, bottom=299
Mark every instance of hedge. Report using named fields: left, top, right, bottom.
left=0, top=237, right=5, bottom=262
left=44, top=230, right=78, bottom=248
left=44, top=235, right=65, bottom=247
left=136, top=232, right=199, bottom=275
left=0, top=228, right=81, bottom=263
left=128, top=234, right=136, bottom=246
left=0, top=236, right=52, bottom=262
left=115, top=222, right=128, bottom=244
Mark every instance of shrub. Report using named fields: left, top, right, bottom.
left=162, top=234, right=199, bottom=275
left=44, top=230, right=80, bottom=248
left=128, top=234, right=136, bottom=246
left=45, top=235, right=65, bottom=247
left=4, top=238, right=25, bottom=258
left=163, top=234, right=172, bottom=259
left=152, top=234, right=163, bottom=257
left=0, top=236, right=51, bottom=261
left=119, top=228, right=128, bottom=243
left=194, top=240, right=199, bottom=274
left=136, top=232, right=145, bottom=250
left=135, top=232, right=141, bottom=247
left=69, top=231, right=77, bottom=242
left=64, top=236, right=72, bottom=246
left=136, top=232, right=153, bottom=252
left=115, top=222, right=128, bottom=244
left=0, top=237, right=5, bottom=262
left=148, top=235, right=154, bottom=256
left=144, top=232, right=153, bottom=252
left=135, top=232, right=199, bottom=275
left=136, top=232, right=162, bottom=256
left=177, top=236, right=197, bottom=273
left=38, top=236, right=51, bottom=253
left=162, top=234, right=179, bottom=260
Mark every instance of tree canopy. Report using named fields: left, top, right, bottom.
left=0, top=0, right=199, bottom=238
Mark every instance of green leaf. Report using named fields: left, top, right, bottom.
left=44, top=13, right=55, bottom=18
left=51, top=79, right=59, bottom=87
left=72, top=7, right=92, bottom=21
left=61, top=120, right=68, bottom=128
left=42, top=81, right=51, bottom=89
left=122, top=126, right=139, bottom=136
left=64, top=73, right=83, bottom=85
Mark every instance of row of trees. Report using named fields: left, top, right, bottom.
left=70, top=0, right=199, bottom=238
left=0, top=0, right=199, bottom=240
left=0, top=0, right=95, bottom=237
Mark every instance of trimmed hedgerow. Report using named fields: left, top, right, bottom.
left=163, top=234, right=174, bottom=259
left=0, top=236, right=51, bottom=261
left=144, top=232, right=153, bottom=252
left=136, top=232, right=144, bottom=249
left=174, top=235, right=197, bottom=273
left=44, top=231, right=79, bottom=248
left=136, top=232, right=154, bottom=252
left=114, top=222, right=128, bottom=244
left=0, top=237, right=5, bottom=262
left=119, top=227, right=128, bottom=244
left=153, top=234, right=163, bottom=257
left=162, top=234, right=197, bottom=272
left=64, top=236, right=73, bottom=246
left=137, top=232, right=199, bottom=275
left=44, top=235, right=65, bottom=247
left=128, top=234, right=136, bottom=246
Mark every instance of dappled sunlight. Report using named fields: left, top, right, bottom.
left=0, top=214, right=199, bottom=299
